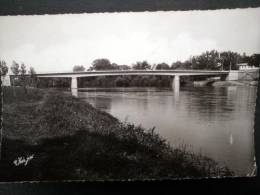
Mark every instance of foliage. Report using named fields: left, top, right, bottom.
left=156, top=63, right=170, bottom=70
left=28, top=67, right=37, bottom=87
left=172, top=60, right=192, bottom=70
left=91, top=58, right=114, bottom=70
left=132, top=61, right=151, bottom=70
left=115, top=77, right=129, bottom=87
left=2, top=86, right=44, bottom=104
left=78, top=75, right=172, bottom=88
left=2, top=87, right=118, bottom=140
left=0, top=60, right=8, bottom=76
left=9, top=62, right=38, bottom=87
left=191, top=50, right=221, bottom=70
left=118, top=65, right=131, bottom=70
left=10, top=61, right=20, bottom=75
left=37, top=77, right=70, bottom=88
left=111, top=63, right=120, bottom=70
left=20, top=63, right=27, bottom=81
left=73, top=65, right=85, bottom=72
left=20, top=63, right=26, bottom=75
left=250, top=54, right=260, bottom=66
left=172, top=50, right=259, bottom=70
left=19, top=63, right=28, bottom=94
left=90, top=59, right=128, bottom=71
left=39, top=75, right=174, bottom=88
left=171, top=61, right=182, bottom=69
left=219, top=51, right=240, bottom=70
left=28, top=67, right=36, bottom=75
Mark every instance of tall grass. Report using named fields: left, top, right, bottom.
left=3, top=86, right=44, bottom=103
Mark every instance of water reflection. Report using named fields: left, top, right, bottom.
left=229, top=133, right=234, bottom=145
left=71, top=88, right=78, bottom=97
left=78, top=86, right=256, bottom=176
left=173, top=89, right=180, bottom=102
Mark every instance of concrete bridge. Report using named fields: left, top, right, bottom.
left=6, top=69, right=233, bottom=96
left=33, top=70, right=229, bottom=93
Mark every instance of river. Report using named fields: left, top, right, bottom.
left=77, top=85, right=257, bottom=176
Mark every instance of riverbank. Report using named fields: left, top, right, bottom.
left=212, top=80, right=258, bottom=87
left=192, top=80, right=258, bottom=87
left=1, top=87, right=233, bottom=181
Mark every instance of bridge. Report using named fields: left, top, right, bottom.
left=33, top=70, right=229, bottom=93
left=6, top=69, right=232, bottom=96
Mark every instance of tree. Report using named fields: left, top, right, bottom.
left=28, top=67, right=36, bottom=75
left=156, top=63, right=170, bottom=70
left=11, top=61, right=20, bottom=75
left=20, top=63, right=26, bottom=75
left=111, top=63, right=119, bottom=70
left=10, top=61, right=20, bottom=86
left=28, top=67, right=37, bottom=87
left=115, top=76, right=129, bottom=87
left=0, top=60, right=8, bottom=76
left=132, top=61, right=151, bottom=70
left=220, top=51, right=240, bottom=70
left=250, top=54, right=260, bottom=67
left=171, top=60, right=192, bottom=70
left=183, top=60, right=193, bottom=69
left=20, top=63, right=28, bottom=93
left=205, top=50, right=222, bottom=70
left=171, top=61, right=182, bottom=69
left=73, top=65, right=85, bottom=72
left=87, top=66, right=94, bottom=71
left=191, top=50, right=221, bottom=70
left=91, top=58, right=113, bottom=70
left=118, top=65, right=131, bottom=70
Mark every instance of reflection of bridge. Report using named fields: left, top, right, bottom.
left=33, top=70, right=229, bottom=93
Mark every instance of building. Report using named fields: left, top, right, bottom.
left=236, top=63, right=259, bottom=70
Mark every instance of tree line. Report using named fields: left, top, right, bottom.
left=71, top=50, right=260, bottom=88
left=0, top=60, right=37, bottom=88
left=1, top=50, right=259, bottom=88
left=73, top=50, right=260, bottom=72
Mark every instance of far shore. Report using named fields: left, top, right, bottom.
left=212, top=80, right=258, bottom=87
left=192, top=80, right=258, bottom=87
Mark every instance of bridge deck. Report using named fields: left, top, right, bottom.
left=17, top=70, right=229, bottom=78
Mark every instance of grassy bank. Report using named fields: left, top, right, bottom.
left=1, top=87, right=233, bottom=181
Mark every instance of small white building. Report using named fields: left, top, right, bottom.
left=237, top=63, right=258, bottom=70
left=1, top=74, right=11, bottom=86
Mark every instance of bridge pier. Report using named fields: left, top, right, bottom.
left=172, top=75, right=180, bottom=93
left=71, top=76, right=78, bottom=97
left=225, top=71, right=239, bottom=81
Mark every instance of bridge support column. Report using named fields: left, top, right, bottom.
left=225, top=71, right=239, bottom=81
left=172, top=75, right=180, bottom=93
left=71, top=76, right=78, bottom=97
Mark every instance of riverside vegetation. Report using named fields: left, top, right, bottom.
left=0, top=87, right=233, bottom=181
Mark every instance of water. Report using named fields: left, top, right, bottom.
left=77, top=86, right=257, bottom=176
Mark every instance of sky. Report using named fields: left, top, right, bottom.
left=0, top=8, right=260, bottom=73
